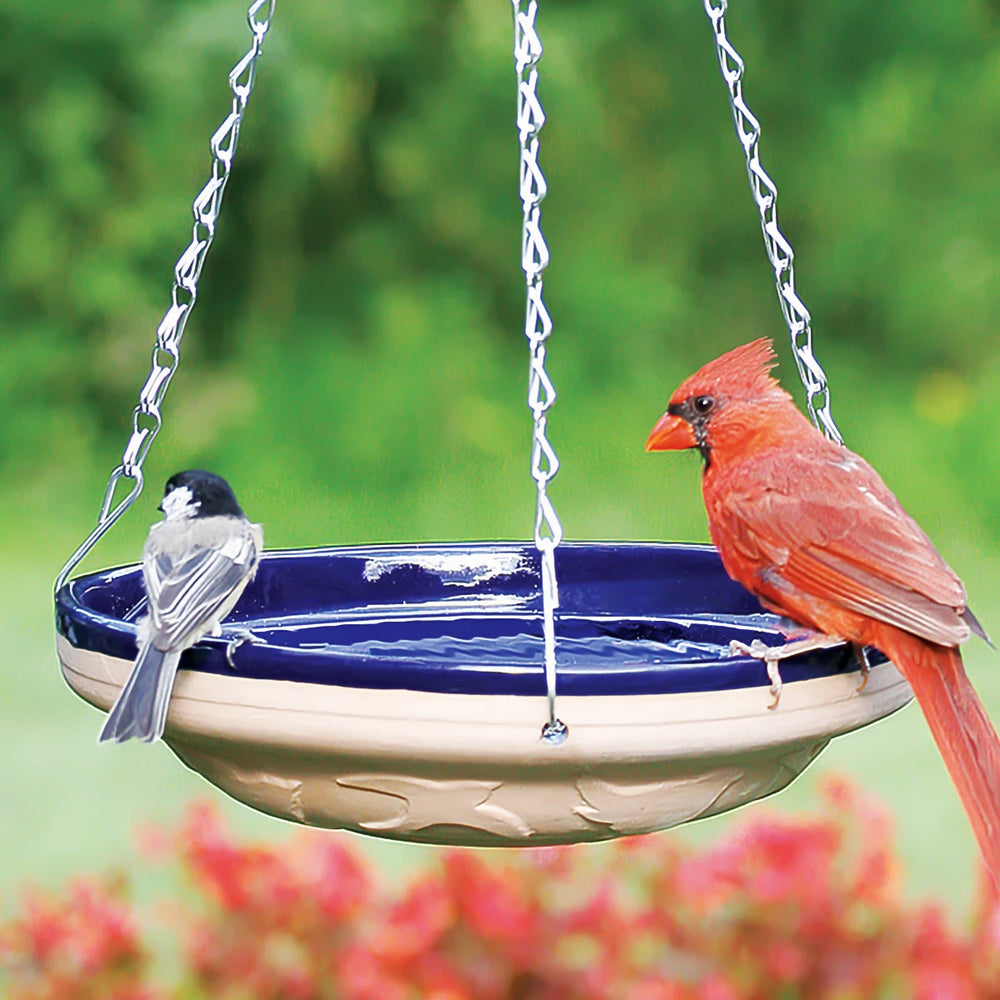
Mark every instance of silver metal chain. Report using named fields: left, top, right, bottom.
left=703, top=0, right=843, bottom=445
left=513, top=0, right=567, bottom=745
left=55, top=0, right=276, bottom=594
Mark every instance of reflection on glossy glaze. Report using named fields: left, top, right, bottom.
left=361, top=550, right=530, bottom=585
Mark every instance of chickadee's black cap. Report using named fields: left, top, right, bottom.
left=162, top=470, right=245, bottom=518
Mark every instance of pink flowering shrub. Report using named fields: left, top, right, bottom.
left=2, top=777, right=999, bottom=999
left=0, top=876, right=155, bottom=1000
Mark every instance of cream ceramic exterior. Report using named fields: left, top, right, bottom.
left=59, top=635, right=912, bottom=846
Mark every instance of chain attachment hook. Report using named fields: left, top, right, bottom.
left=54, top=0, right=276, bottom=595
left=703, top=0, right=843, bottom=444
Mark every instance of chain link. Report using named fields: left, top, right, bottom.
left=55, top=0, right=276, bottom=594
left=703, top=0, right=843, bottom=445
left=513, top=0, right=567, bottom=745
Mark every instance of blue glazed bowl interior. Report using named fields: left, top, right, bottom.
left=56, top=541, right=871, bottom=697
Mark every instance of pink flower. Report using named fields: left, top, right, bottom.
left=3, top=779, right=998, bottom=1000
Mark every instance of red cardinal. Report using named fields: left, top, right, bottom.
left=646, top=338, right=1000, bottom=885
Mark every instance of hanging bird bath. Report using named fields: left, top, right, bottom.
left=56, top=541, right=911, bottom=846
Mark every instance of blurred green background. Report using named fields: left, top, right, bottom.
left=3, top=0, right=1000, bottom=911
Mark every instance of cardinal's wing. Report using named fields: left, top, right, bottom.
left=714, top=448, right=971, bottom=647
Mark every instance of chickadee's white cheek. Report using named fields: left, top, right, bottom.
left=162, top=486, right=200, bottom=520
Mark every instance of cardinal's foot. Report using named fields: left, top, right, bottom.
left=729, top=639, right=784, bottom=708
left=729, top=632, right=846, bottom=709
left=854, top=644, right=872, bottom=693
left=765, top=656, right=783, bottom=708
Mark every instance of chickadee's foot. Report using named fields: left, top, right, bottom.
left=225, top=630, right=265, bottom=670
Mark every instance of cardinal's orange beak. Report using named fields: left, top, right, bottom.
left=645, top=411, right=697, bottom=451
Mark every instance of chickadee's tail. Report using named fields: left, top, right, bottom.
left=98, top=644, right=182, bottom=744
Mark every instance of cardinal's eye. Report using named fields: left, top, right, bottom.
left=692, top=395, right=715, bottom=415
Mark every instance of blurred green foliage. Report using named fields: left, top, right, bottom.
left=4, top=0, right=1000, bottom=555
left=3, top=0, right=1000, bottom=906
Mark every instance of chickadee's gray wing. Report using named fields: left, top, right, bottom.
left=143, top=524, right=258, bottom=650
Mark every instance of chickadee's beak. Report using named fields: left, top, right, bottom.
left=157, top=502, right=164, bottom=513
left=645, top=411, right=697, bottom=452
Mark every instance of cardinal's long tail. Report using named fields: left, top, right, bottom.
left=888, top=634, right=1000, bottom=888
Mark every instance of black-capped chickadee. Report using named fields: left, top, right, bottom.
left=99, top=470, right=263, bottom=744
